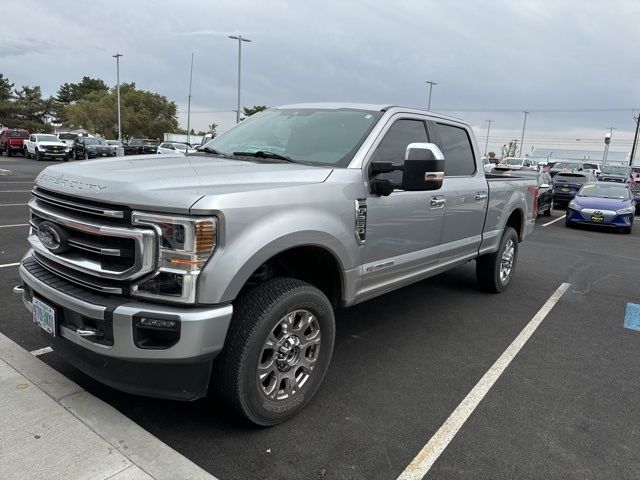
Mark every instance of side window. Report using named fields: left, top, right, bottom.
left=168, top=144, right=176, bottom=150
left=370, top=119, right=429, bottom=184
left=31, top=135, right=36, bottom=142
left=434, top=123, right=476, bottom=176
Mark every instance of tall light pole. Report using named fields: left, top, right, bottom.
left=228, top=35, right=252, bottom=123
left=630, top=114, right=640, bottom=166
left=425, top=81, right=437, bottom=111
left=518, top=111, right=529, bottom=157
left=187, top=52, right=194, bottom=146
left=484, top=120, right=494, bottom=155
left=112, top=53, right=123, bottom=142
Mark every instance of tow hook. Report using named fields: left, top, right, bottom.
left=12, top=285, right=25, bottom=294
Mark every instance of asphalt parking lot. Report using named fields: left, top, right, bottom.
left=2, top=156, right=640, bottom=480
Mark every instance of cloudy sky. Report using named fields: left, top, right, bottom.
left=2, top=0, right=639, bottom=155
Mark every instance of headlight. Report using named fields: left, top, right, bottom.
left=131, top=212, right=218, bottom=303
left=568, top=200, right=582, bottom=211
left=616, top=206, right=635, bottom=215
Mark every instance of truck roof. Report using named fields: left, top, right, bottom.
left=274, top=103, right=467, bottom=125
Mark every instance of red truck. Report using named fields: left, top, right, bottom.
left=0, top=128, right=29, bottom=156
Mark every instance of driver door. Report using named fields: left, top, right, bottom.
left=361, top=115, right=447, bottom=297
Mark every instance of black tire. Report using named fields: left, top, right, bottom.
left=476, top=226, right=518, bottom=293
left=216, top=277, right=335, bottom=426
left=543, top=199, right=553, bottom=216
left=35, top=149, right=42, bottom=161
left=623, top=227, right=632, bottom=234
left=84, top=150, right=89, bottom=160
left=7, top=148, right=12, bottom=157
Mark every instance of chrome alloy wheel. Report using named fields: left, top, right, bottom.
left=500, top=238, right=515, bottom=283
left=257, top=310, right=321, bottom=401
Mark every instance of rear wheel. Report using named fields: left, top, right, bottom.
left=476, top=226, right=518, bottom=293
left=543, top=199, right=553, bottom=216
left=216, top=277, right=335, bottom=426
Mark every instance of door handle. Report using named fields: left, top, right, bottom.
left=430, top=197, right=446, bottom=208
left=475, top=192, right=488, bottom=201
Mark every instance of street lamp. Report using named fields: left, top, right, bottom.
left=228, top=35, right=252, bottom=123
left=484, top=120, right=494, bottom=156
left=603, top=132, right=612, bottom=165
left=518, top=111, right=529, bottom=157
left=112, top=53, right=123, bottom=142
left=425, top=81, right=437, bottom=111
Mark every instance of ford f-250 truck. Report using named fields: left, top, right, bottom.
left=16, top=104, right=537, bottom=425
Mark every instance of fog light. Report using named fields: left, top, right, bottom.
left=139, top=317, right=178, bottom=329
left=135, top=272, right=183, bottom=297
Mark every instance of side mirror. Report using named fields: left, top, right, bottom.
left=369, top=143, right=445, bottom=196
left=401, top=143, right=445, bottom=191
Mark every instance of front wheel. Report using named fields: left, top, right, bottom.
left=476, top=226, right=518, bottom=293
left=543, top=199, right=553, bottom=216
left=216, top=278, right=335, bottom=426
left=35, top=149, right=41, bottom=161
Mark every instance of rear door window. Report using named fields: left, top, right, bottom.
left=434, top=123, right=476, bottom=176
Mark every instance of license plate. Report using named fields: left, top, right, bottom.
left=32, top=297, right=56, bottom=336
left=101, top=153, right=107, bottom=156
left=562, top=187, right=570, bottom=192
left=591, top=215, right=604, bottom=222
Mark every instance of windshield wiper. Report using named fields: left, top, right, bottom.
left=201, top=147, right=224, bottom=155
left=233, top=150, right=299, bottom=163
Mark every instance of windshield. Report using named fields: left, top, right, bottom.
left=7, top=130, right=28, bottom=138
left=37, top=135, right=60, bottom=142
left=203, top=108, right=383, bottom=167
left=554, top=174, right=588, bottom=184
left=602, top=166, right=630, bottom=175
left=578, top=183, right=630, bottom=199
left=58, top=133, right=78, bottom=140
left=504, top=158, right=523, bottom=166
left=84, top=138, right=106, bottom=145
left=553, top=162, right=581, bottom=170
left=130, top=139, right=159, bottom=146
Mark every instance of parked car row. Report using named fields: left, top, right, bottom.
left=492, top=166, right=637, bottom=233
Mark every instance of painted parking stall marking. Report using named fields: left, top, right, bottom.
left=30, top=346, right=53, bottom=356
left=542, top=215, right=565, bottom=227
left=397, top=282, right=572, bottom=480
left=0, top=263, right=21, bottom=269
left=624, top=303, right=640, bottom=332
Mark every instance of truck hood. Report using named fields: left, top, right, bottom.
left=37, top=141, right=67, bottom=148
left=34, top=154, right=333, bottom=213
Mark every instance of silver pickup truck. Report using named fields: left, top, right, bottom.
left=17, top=103, right=537, bottom=425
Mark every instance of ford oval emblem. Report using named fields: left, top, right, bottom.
left=37, top=221, right=70, bottom=254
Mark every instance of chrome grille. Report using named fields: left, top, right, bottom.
left=28, top=195, right=157, bottom=292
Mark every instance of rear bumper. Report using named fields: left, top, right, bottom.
left=553, top=192, right=577, bottom=203
left=18, top=252, right=234, bottom=400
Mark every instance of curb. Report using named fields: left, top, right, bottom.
left=0, top=333, right=217, bottom=480
left=0, top=168, right=12, bottom=175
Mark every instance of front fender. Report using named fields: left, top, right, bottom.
left=196, top=209, right=359, bottom=305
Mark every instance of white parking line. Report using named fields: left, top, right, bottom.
left=0, top=223, right=29, bottom=228
left=30, top=346, right=53, bottom=356
left=0, top=182, right=34, bottom=184
left=397, top=282, right=571, bottom=480
left=542, top=215, right=565, bottom=227
left=0, top=203, right=27, bottom=206
left=0, top=263, right=20, bottom=268
left=0, top=190, right=31, bottom=193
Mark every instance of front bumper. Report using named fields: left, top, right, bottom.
left=566, top=208, right=634, bottom=228
left=87, top=150, right=116, bottom=158
left=42, top=151, right=67, bottom=157
left=18, top=252, right=233, bottom=400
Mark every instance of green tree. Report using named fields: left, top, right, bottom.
left=0, top=74, right=17, bottom=127
left=241, top=105, right=267, bottom=120
left=65, top=83, right=178, bottom=139
left=11, top=85, right=53, bottom=132
left=207, top=122, right=218, bottom=135
left=501, top=140, right=518, bottom=159
left=54, top=76, right=108, bottom=124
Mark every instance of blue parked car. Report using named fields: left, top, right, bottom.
left=566, top=182, right=635, bottom=234
left=553, top=172, right=597, bottom=206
